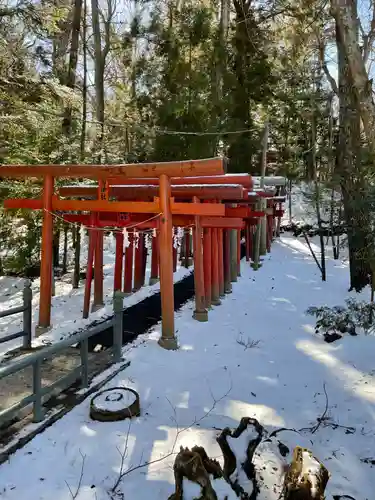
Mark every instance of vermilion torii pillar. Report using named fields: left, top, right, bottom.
left=218, top=228, right=224, bottom=297
left=114, top=232, right=124, bottom=292
left=83, top=214, right=97, bottom=319
left=203, top=227, right=212, bottom=309
left=36, top=175, right=54, bottom=333
left=149, top=230, right=159, bottom=285
left=211, top=227, right=221, bottom=306
left=133, top=232, right=144, bottom=292
left=192, top=197, right=207, bottom=322
left=158, top=174, right=177, bottom=350
left=123, top=231, right=134, bottom=295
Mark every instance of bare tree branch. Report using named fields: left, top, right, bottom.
left=110, top=379, right=233, bottom=497
left=65, top=450, right=86, bottom=499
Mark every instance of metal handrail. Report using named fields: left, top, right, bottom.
left=0, top=290, right=124, bottom=426
left=0, top=305, right=27, bottom=319
left=0, top=281, right=32, bottom=348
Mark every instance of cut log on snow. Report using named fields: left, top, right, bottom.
left=89, top=387, right=140, bottom=421
left=283, top=446, right=329, bottom=500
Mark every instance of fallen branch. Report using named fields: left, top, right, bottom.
left=311, top=383, right=329, bottom=434
left=111, top=412, right=133, bottom=493
left=301, top=229, right=323, bottom=274
left=299, top=383, right=329, bottom=434
left=236, top=335, right=261, bottom=350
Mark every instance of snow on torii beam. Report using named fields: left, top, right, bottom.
left=105, top=173, right=252, bottom=189
left=0, top=157, right=225, bottom=180
left=58, top=183, right=247, bottom=201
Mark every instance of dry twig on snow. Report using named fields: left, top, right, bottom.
left=299, top=383, right=329, bottom=434
left=65, top=450, right=86, bottom=499
left=110, top=379, right=233, bottom=496
left=236, top=335, right=261, bottom=350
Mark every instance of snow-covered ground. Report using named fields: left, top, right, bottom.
left=0, top=233, right=191, bottom=360
left=0, top=235, right=374, bottom=499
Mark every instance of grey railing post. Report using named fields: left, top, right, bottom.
left=80, top=338, right=89, bottom=388
left=22, top=280, right=32, bottom=349
left=32, top=359, right=44, bottom=422
left=113, top=291, right=124, bottom=363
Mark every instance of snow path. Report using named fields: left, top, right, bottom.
left=0, top=235, right=374, bottom=499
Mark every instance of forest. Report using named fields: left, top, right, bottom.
left=2, top=2, right=375, bottom=498
left=1, top=0, right=375, bottom=292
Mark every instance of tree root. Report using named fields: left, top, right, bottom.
left=217, top=417, right=264, bottom=499
left=168, top=419, right=330, bottom=500
left=168, top=446, right=224, bottom=500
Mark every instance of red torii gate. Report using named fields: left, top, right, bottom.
left=57, top=181, right=252, bottom=321
left=1, top=158, right=227, bottom=350
left=1, top=161, right=284, bottom=350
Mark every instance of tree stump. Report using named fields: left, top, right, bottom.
left=89, top=387, right=140, bottom=422
left=168, top=446, right=224, bottom=500
left=283, top=446, right=329, bottom=500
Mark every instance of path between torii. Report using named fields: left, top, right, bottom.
left=0, top=235, right=374, bottom=500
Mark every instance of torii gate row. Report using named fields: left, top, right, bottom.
left=54, top=183, right=270, bottom=315
left=49, top=183, right=261, bottom=322
left=0, top=158, right=239, bottom=350
left=4, top=190, right=282, bottom=325
left=59, top=211, right=247, bottom=320
left=4, top=185, right=256, bottom=320
left=57, top=183, right=249, bottom=200
left=238, top=195, right=286, bottom=261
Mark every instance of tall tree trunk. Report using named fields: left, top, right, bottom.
left=62, top=0, right=83, bottom=135
left=72, top=226, right=81, bottom=288
left=91, top=0, right=109, bottom=162
left=335, top=4, right=371, bottom=291
left=62, top=224, right=68, bottom=274
left=72, top=0, right=86, bottom=289
left=211, top=0, right=229, bottom=154
left=52, top=0, right=72, bottom=85
left=72, top=0, right=87, bottom=288
left=53, top=229, right=60, bottom=267
left=228, top=0, right=254, bottom=172
left=259, top=121, right=269, bottom=255
left=311, top=99, right=326, bottom=281
left=331, top=0, right=375, bottom=148
left=80, top=0, right=87, bottom=161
